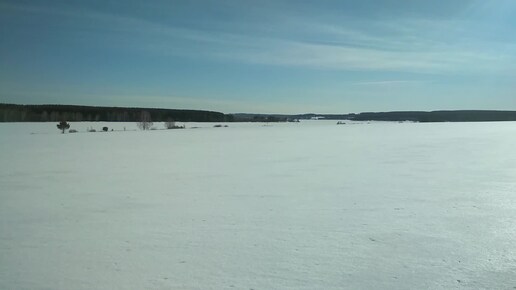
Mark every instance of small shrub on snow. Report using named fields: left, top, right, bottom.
left=56, top=121, right=70, bottom=134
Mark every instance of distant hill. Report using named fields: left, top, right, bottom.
left=0, top=103, right=229, bottom=122
left=321, top=110, right=516, bottom=122
left=2, top=104, right=516, bottom=123
left=233, top=110, right=516, bottom=122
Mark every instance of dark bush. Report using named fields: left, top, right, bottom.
left=57, top=121, right=70, bottom=133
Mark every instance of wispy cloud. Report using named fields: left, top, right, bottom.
left=4, top=1, right=515, bottom=75
left=215, top=37, right=513, bottom=75
left=350, top=80, right=431, bottom=86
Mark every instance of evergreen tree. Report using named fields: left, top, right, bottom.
left=57, top=121, right=70, bottom=134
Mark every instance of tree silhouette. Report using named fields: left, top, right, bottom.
left=137, top=111, right=153, bottom=130
left=57, top=121, right=70, bottom=134
left=164, top=118, right=176, bottom=129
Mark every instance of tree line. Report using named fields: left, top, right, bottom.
left=233, top=111, right=516, bottom=122
left=342, top=110, right=516, bottom=122
left=0, top=103, right=231, bottom=122
left=292, top=111, right=516, bottom=122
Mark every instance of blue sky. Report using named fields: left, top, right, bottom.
left=1, top=0, right=515, bottom=113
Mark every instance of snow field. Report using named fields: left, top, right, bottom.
left=1, top=121, right=516, bottom=289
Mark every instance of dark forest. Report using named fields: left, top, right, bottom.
left=0, top=103, right=230, bottom=122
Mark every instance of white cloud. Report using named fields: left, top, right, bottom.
left=213, top=37, right=513, bottom=74
left=350, top=80, right=431, bottom=86
left=4, top=1, right=516, bottom=75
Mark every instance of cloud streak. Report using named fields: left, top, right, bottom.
left=4, top=2, right=515, bottom=75
left=213, top=36, right=514, bottom=75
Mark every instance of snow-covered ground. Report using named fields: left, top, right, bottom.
left=1, top=121, right=516, bottom=289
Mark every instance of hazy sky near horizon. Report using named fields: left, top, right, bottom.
left=1, top=0, right=515, bottom=113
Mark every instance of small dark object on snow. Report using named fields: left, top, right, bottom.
left=102, top=127, right=109, bottom=132
left=57, top=121, right=70, bottom=133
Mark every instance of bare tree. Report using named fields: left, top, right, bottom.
left=137, top=111, right=153, bottom=130
left=164, top=118, right=176, bottom=129
left=57, top=120, right=70, bottom=134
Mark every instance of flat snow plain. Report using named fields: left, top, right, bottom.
left=1, top=121, right=516, bottom=289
